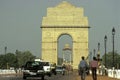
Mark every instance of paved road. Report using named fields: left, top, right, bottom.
left=0, top=71, right=117, bottom=80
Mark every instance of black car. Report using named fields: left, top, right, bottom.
left=23, top=61, right=45, bottom=80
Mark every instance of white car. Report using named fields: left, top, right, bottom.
left=41, top=61, right=52, bottom=76
left=34, top=59, right=52, bottom=77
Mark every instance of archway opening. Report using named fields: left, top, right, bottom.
left=57, top=34, right=73, bottom=65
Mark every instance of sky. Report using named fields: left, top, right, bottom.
left=0, top=0, right=120, bottom=58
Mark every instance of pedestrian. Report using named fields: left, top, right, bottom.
left=78, top=56, right=88, bottom=80
left=90, top=57, right=98, bottom=80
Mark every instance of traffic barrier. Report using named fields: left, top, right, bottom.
left=0, top=69, right=16, bottom=75
left=108, top=69, right=120, bottom=79
left=89, top=69, right=120, bottom=79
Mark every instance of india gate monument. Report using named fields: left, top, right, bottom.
left=41, top=1, right=89, bottom=69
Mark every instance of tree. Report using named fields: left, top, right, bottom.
left=0, top=53, right=17, bottom=69
left=15, top=50, right=36, bottom=68
left=0, top=54, right=6, bottom=69
left=6, top=53, right=17, bottom=68
left=0, top=50, right=36, bottom=69
left=102, top=51, right=120, bottom=69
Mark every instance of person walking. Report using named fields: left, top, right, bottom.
left=90, top=57, right=98, bottom=80
left=78, top=56, right=88, bottom=80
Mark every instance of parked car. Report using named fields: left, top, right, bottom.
left=55, top=65, right=66, bottom=75
left=23, top=61, right=45, bottom=80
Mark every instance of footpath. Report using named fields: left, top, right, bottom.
left=82, top=75, right=118, bottom=80
left=74, top=72, right=119, bottom=80
left=0, top=70, right=119, bottom=80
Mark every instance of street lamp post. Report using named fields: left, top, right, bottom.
left=97, top=43, right=100, bottom=60
left=5, top=46, right=7, bottom=69
left=98, top=43, right=100, bottom=51
left=94, top=49, right=96, bottom=57
left=90, top=52, right=92, bottom=61
left=112, top=27, right=115, bottom=67
left=104, top=35, right=107, bottom=68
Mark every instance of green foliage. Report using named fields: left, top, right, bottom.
left=16, top=50, right=36, bottom=67
left=6, top=53, right=17, bottom=68
left=102, top=51, right=120, bottom=69
left=0, top=50, right=36, bottom=69
left=0, top=54, right=6, bottom=69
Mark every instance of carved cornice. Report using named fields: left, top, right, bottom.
left=41, top=26, right=90, bottom=28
